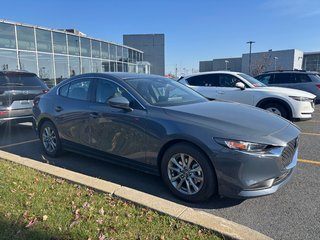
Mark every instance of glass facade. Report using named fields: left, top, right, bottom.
left=0, top=21, right=146, bottom=87
left=303, top=53, right=320, bottom=72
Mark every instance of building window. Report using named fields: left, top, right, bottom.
left=102, top=60, right=110, bottom=72
left=0, top=22, right=16, bottom=49
left=38, top=53, right=55, bottom=87
left=91, top=40, right=100, bottom=58
left=110, top=61, right=116, bottom=72
left=0, top=50, right=17, bottom=70
left=18, top=51, right=37, bottom=74
left=128, top=64, right=136, bottom=73
left=69, top=56, right=80, bottom=76
left=16, top=26, right=36, bottom=51
left=101, top=42, right=109, bottom=59
left=123, top=48, right=129, bottom=62
left=117, top=46, right=123, bottom=62
left=92, top=59, right=102, bottom=73
left=36, top=29, right=52, bottom=52
left=53, top=32, right=67, bottom=54
left=117, top=62, right=123, bottom=72
left=110, top=44, right=116, bottom=61
left=81, top=57, right=92, bottom=73
left=54, top=55, right=69, bottom=84
left=80, top=37, right=91, bottom=57
left=68, top=35, right=80, bottom=56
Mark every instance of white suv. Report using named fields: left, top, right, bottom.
left=178, top=71, right=316, bottom=120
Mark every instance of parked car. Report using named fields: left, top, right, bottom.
left=178, top=71, right=316, bottom=120
left=0, top=70, right=49, bottom=126
left=255, top=70, right=320, bottom=102
left=33, top=73, right=300, bottom=202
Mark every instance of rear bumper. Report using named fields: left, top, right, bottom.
left=0, top=108, right=33, bottom=124
left=0, top=115, right=33, bottom=124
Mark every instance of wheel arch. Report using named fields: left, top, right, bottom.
left=256, top=97, right=293, bottom=119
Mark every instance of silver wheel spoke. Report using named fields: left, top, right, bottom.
left=185, top=179, right=191, bottom=194
left=187, top=156, right=193, bottom=169
left=188, top=177, right=199, bottom=192
left=180, top=153, right=186, bottom=167
left=170, top=173, right=183, bottom=182
left=168, top=166, right=181, bottom=173
left=176, top=178, right=184, bottom=190
left=189, top=166, right=201, bottom=173
left=171, top=158, right=183, bottom=171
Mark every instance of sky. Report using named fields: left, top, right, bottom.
left=1, top=0, right=320, bottom=74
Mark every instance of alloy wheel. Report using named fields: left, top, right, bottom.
left=42, top=126, right=57, bottom=153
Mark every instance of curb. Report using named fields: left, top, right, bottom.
left=0, top=150, right=272, bottom=240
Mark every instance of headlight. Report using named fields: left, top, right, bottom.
left=215, top=139, right=269, bottom=152
left=289, top=96, right=313, bottom=102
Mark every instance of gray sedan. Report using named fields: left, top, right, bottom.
left=33, top=73, right=300, bottom=202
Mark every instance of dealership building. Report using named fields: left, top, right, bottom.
left=0, top=20, right=152, bottom=87
left=200, top=49, right=320, bottom=76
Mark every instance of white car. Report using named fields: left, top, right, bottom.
left=178, top=71, right=316, bottom=120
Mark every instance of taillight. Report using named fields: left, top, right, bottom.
left=0, top=111, right=8, bottom=115
left=316, top=84, right=320, bottom=90
left=43, top=89, right=49, bottom=94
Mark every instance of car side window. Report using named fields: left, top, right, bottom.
left=218, top=74, right=241, bottom=87
left=295, top=74, right=311, bottom=83
left=186, top=74, right=219, bottom=87
left=95, top=79, right=142, bottom=109
left=257, top=74, right=272, bottom=84
left=59, top=80, right=91, bottom=101
left=273, top=73, right=294, bottom=84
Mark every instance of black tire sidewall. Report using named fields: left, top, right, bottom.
left=161, top=143, right=217, bottom=202
left=40, top=121, right=62, bottom=157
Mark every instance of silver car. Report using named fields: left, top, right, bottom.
left=255, top=70, right=320, bottom=102
left=33, top=73, right=300, bottom=202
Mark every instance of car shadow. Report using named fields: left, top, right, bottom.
left=0, top=124, right=244, bottom=210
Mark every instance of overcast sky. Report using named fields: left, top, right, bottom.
left=2, top=0, right=320, bottom=74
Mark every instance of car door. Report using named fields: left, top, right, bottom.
left=54, top=78, right=93, bottom=147
left=89, top=78, right=148, bottom=164
left=184, top=74, right=220, bottom=100
left=215, top=74, right=254, bottom=105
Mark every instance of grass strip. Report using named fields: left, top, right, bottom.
left=0, top=159, right=221, bottom=240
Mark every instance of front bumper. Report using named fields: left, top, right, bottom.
left=291, top=100, right=315, bottom=119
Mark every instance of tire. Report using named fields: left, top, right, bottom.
left=40, top=121, right=62, bottom=157
left=262, top=103, right=289, bottom=119
left=161, top=143, right=217, bottom=202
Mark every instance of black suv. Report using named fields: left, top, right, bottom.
left=255, top=70, right=320, bottom=102
left=0, top=71, right=49, bottom=126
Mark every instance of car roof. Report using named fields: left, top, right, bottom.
left=0, top=70, right=37, bottom=75
left=259, top=70, right=319, bottom=75
left=180, top=71, right=243, bottom=79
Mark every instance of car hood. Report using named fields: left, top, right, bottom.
left=164, top=101, right=297, bottom=142
left=253, top=87, right=316, bottom=98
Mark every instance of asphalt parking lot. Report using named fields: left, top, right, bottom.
left=0, top=106, right=319, bottom=240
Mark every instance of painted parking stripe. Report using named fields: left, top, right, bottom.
left=298, top=159, right=320, bottom=165
left=301, top=132, right=320, bottom=136
left=0, top=139, right=39, bottom=149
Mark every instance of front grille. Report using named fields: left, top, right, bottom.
left=281, top=137, right=298, bottom=168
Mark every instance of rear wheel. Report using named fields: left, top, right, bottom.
left=161, top=143, right=217, bottom=202
left=262, top=103, right=289, bottom=119
left=40, top=121, right=62, bottom=157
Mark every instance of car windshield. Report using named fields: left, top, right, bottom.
left=238, top=73, right=266, bottom=87
left=0, top=73, right=47, bottom=87
left=125, top=76, right=208, bottom=106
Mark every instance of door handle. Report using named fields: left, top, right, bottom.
left=55, top=106, right=63, bottom=112
left=90, top=112, right=99, bottom=118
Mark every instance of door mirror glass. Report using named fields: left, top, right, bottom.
left=235, top=82, right=245, bottom=90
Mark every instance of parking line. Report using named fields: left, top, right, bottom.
left=301, top=132, right=320, bottom=136
left=298, top=159, right=320, bottom=165
left=306, top=120, right=320, bottom=123
left=0, top=139, right=39, bottom=149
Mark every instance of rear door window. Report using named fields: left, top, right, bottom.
left=294, top=74, right=312, bottom=83
left=272, top=73, right=294, bottom=84
left=256, top=74, right=273, bottom=84
left=218, top=74, right=241, bottom=87
left=59, top=79, right=91, bottom=101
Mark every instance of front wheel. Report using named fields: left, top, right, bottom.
left=161, top=143, right=217, bottom=202
left=40, top=121, right=62, bottom=157
left=262, top=103, right=289, bottom=119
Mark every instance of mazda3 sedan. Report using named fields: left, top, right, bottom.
left=33, top=73, right=300, bottom=202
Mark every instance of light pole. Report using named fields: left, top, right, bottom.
left=274, top=57, right=278, bottom=70
left=247, top=41, right=255, bottom=75
left=225, top=60, right=229, bottom=70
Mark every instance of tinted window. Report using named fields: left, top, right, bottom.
left=295, top=74, right=311, bottom=83
left=68, top=35, right=80, bottom=56
left=309, top=74, right=320, bottom=82
left=17, top=26, right=35, bottom=51
left=59, top=84, right=69, bottom=97
left=36, top=29, right=52, bottom=52
left=273, top=73, right=294, bottom=84
left=53, top=32, right=67, bottom=54
left=0, top=73, right=46, bottom=87
left=91, top=40, right=101, bottom=58
left=101, top=42, right=109, bottom=59
left=255, top=74, right=273, bottom=85
left=186, top=74, right=219, bottom=86
left=218, top=74, right=241, bottom=87
left=0, top=22, right=16, bottom=49
left=80, top=38, right=91, bottom=57
left=63, top=80, right=90, bottom=101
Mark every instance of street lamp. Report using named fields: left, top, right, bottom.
left=246, top=41, right=255, bottom=75
left=274, top=57, right=278, bottom=70
left=225, top=60, right=229, bottom=70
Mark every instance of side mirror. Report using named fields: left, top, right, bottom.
left=235, top=82, right=245, bottom=90
left=108, top=96, right=132, bottom=111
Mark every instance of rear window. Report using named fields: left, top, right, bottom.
left=0, top=72, right=47, bottom=87
left=309, top=74, right=320, bottom=82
